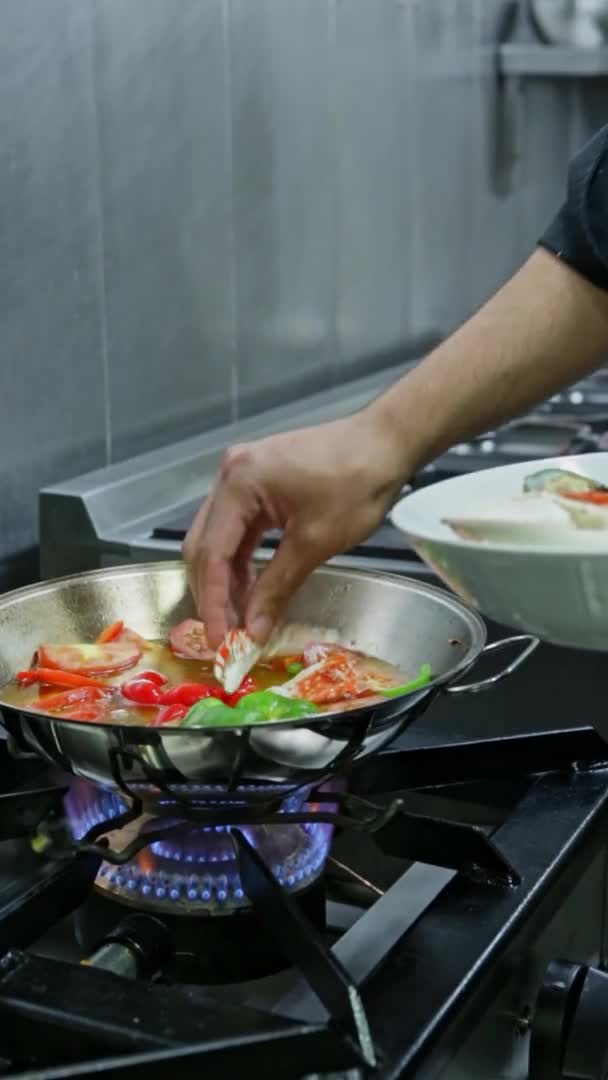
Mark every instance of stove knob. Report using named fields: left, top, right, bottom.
left=528, top=960, right=584, bottom=1079
left=529, top=960, right=608, bottom=1079
left=86, top=913, right=173, bottom=980
left=562, top=965, right=608, bottom=1078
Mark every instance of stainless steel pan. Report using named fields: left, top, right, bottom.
left=0, top=563, right=538, bottom=810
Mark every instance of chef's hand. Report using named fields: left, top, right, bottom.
left=184, top=250, right=608, bottom=649
left=183, top=413, right=406, bottom=648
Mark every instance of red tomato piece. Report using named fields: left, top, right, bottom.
left=38, top=642, right=141, bottom=676
left=137, top=670, right=168, bottom=687
left=30, top=686, right=109, bottom=722
left=121, top=679, right=162, bottom=706
left=159, top=682, right=218, bottom=707
left=169, top=619, right=214, bottom=660
left=31, top=686, right=106, bottom=710
left=61, top=704, right=105, bottom=722
left=96, top=620, right=124, bottom=644
left=151, top=704, right=189, bottom=726
left=226, top=676, right=257, bottom=707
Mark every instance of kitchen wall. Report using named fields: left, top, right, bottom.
left=0, top=0, right=605, bottom=587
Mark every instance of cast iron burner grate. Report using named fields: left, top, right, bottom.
left=65, top=780, right=335, bottom=914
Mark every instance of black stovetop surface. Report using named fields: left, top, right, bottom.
left=2, top=719, right=608, bottom=1079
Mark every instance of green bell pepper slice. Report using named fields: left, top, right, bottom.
left=181, top=698, right=241, bottom=728
left=234, top=689, right=319, bottom=723
left=379, top=663, right=433, bottom=698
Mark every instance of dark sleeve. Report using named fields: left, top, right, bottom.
left=539, top=125, right=608, bottom=291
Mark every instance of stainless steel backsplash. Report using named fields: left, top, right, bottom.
left=0, top=0, right=602, bottom=583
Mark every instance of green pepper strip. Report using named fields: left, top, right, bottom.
left=379, top=663, right=433, bottom=698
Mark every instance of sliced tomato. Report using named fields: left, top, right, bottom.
left=96, top=620, right=124, bottom=644
left=30, top=686, right=109, bottom=723
left=31, top=687, right=107, bottom=710
left=62, top=704, right=106, bottom=722
left=169, top=619, right=214, bottom=660
left=38, top=641, right=141, bottom=676
left=17, top=668, right=109, bottom=690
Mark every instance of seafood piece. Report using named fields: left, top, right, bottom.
left=274, top=646, right=405, bottom=706
left=214, top=623, right=341, bottom=692
left=523, top=468, right=607, bottom=496
left=554, top=494, right=608, bottom=531
left=214, top=629, right=262, bottom=694
left=273, top=650, right=362, bottom=705
left=263, top=624, right=340, bottom=658
left=303, top=641, right=341, bottom=666
left=443, top=494, right=570, bottom=544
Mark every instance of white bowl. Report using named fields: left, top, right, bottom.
left=390, top=453, right=608, bottom=652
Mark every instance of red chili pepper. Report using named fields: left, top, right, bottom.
left=159, top=682, right=222, bottom=707
left=17, top=668, right=108, bottom=690
left=226, top=676, right=256, bottom=707
left=151, top=703, right=189, bottom=726
left=121, top=678, right=162, bottom=706
left=136, top=670, right=168, bottom=687
left=97, top=620, right=125, bottom=644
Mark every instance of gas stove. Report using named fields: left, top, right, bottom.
left=2, top=722, right=608, bottom=1079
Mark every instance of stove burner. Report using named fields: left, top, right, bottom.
left=65, top=781, right=335, bottom=914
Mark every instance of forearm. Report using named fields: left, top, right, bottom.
left=366, top=248, right=608, bottom=479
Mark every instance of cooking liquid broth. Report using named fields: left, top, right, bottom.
left=2, top=641, right=407, bottom=726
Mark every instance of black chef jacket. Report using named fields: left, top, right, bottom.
left=540, top=125, right=608, bottom=291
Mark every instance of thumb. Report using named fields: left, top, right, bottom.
left=245, top=526, right=326, bottom=643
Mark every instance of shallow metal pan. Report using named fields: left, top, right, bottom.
left=0, top=563, right=537, bottom=809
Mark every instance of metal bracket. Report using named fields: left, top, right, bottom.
left=232, top=828, right=376, bottom=1069
left=0, top=786, right=67, bottom=841
left=0, top=851, right=101, bottom=951
left=373, top=803, right=520, bottom=886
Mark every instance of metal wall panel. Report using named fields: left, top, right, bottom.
left=229, top=0, right=335, bottom=416
left=0, top=0, right=106, bottom=585
left=468, top=0, right=572, bottom=315
left=93, top=0, right=234, bottom=461
left=333, top=0, right=415, bottom=375
left=405, top=0, right=481, bottom=336
left=2, top=0, right=608, bottom=587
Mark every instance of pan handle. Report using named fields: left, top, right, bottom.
left=445, top=634, right=539, bottom=696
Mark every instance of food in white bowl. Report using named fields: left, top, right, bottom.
left=443, top=467, right=608, bottom=544
left=390, top=453, right=608, bottom=652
